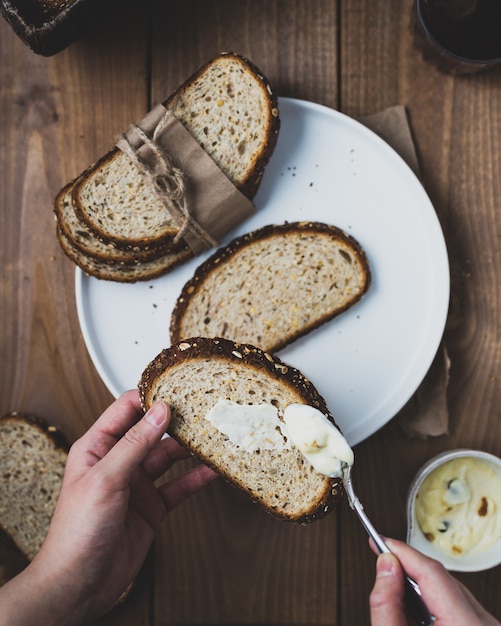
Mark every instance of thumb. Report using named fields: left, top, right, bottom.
left=99, top=402, right=170, bottom=487
left=370, top=552, right=407, bottom=626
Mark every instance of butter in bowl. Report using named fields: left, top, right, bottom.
left=407, top=449, right=501, bottom=571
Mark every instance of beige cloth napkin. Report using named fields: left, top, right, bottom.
left=359, top=106, right=450, bottom=439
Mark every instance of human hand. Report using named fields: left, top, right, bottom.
left=370, top=538, right=501, bottom=626
left=0, top=390, right=217, bottom=626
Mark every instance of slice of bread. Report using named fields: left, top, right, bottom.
left=69, top=52, right=280, bottom=252
left=163, top=53, right=279, bottom=201
left=139, top=337, right=343, bottom=523
left=170, top=221, right=371, bottom=352
left=55, top=182, right=176, bottom=263
left=0, top=413, right=68, bottom=561
left=55, top=182, right=193, bottom=282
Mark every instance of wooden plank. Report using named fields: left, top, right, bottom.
left=0, top=2, right=151, bottom=440
left=148, top=2, right=341, bottom=623
left=153, top=465, right=340, bottom=625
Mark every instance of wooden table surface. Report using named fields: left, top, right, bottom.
left=1, top=0, right=501, bottom=624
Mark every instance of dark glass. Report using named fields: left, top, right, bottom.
left=413, top=0, right=501, bottom=74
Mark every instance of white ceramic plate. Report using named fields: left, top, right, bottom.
left=75, top=97, right=449, bottom=446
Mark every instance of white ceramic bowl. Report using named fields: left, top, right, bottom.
left=407, top=449, right=501, bottom=572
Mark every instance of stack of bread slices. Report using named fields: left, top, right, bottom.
left=54, top=52, right=280, bottom=282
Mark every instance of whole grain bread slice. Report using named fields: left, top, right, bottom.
left=139, top=337, right=343, bottom=523
left=70, top=52, right=280, bottom=252
left=170, top=221, right=371, bottom=352
left=0, top=413, right=68, bottom=561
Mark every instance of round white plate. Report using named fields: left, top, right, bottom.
left=75, top=97, right=450, bottom=446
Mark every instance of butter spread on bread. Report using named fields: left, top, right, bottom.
left=206, top=399, right=291, bottom=452
left=139, top=337, right=343, bottom=523
left=170, top=221, right=371, bottom=352
left=206, top=400, right=353, bottom=478
left=283, top=405, right=354, bottom=478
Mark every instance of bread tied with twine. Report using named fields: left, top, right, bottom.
left=112, top=99, right=260, bottom=256
left=54, top=52, right=280, bottom=281
left=117, top=105, right=225, bottom=254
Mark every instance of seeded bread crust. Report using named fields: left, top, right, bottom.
left=170, top=221, right=371, bottom=352
left=0, top=413, right=68, bottom=561
left=70, top=52, right=280, bottom=252
left=139, top=337, right=343, bottom=523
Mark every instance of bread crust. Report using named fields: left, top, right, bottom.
left=0, top=412, right=69, bottom=453
left=170, top=221, right=371, bottom=351
left=139, top=337, right=343, bottom=523
left=56, top=224, right=192, bottom=283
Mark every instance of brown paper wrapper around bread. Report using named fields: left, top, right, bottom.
left=116, top=103, right=256, bottom=255
left=360, top=105, right=450, bottom=438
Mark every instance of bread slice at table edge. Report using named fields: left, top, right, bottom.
left=139, top=336, right=343, bottom=523
left=0, top=413, right=137, bottom=602
left=0, top=412, right=68, bottom=562
left=170, top=221, right=371, bottom=352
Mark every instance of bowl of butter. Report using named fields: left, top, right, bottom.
left=407, top=449, right=501, bottom=571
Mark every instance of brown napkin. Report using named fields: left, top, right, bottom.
left=360, top=106, right=421, bottom=180
left=359, top=106, right=449, bottom=439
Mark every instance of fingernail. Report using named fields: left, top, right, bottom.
left=377, top=553, right=395, bottom=577
left=145, top=402, right=167, bottom=428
